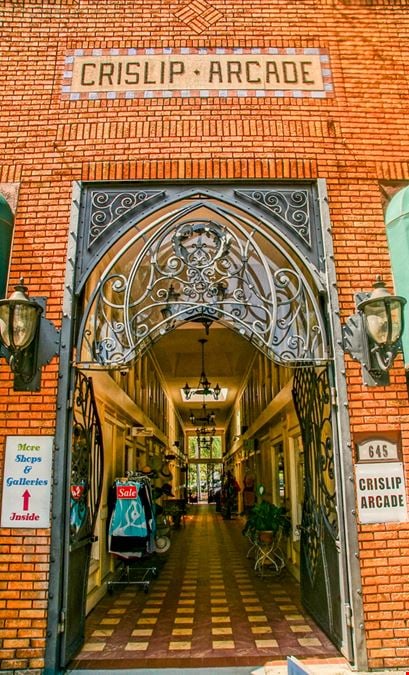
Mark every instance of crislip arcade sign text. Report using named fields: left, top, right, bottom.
left=62, top=48, right=333, bottom=100
left=355, top=433, right=408, bottom=524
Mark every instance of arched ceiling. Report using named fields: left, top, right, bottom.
left=151, top=321, right=255, bottom=433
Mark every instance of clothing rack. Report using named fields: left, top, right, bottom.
left=124, top=470, right=153, bottom=481
left=107, top=559, right=157, bottom=594
left=107, top=473, right=158, bottom=594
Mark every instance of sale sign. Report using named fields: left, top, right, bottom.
left=116, top=484, right=138, bottom=499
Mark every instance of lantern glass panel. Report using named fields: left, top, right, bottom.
left=0, top=307, right=10, bottom=347
left=388, top=299, right=403, bottom=344
left=0, top=303, right=40, bottom=350
left=363, top=298, right=403, bottom=346
left=363, top=300, right=389, bottom=345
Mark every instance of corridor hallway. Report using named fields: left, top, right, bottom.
left=70, top=505, right=339, bottom=670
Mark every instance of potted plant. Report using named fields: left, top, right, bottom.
left=243, top=500, right=291, bottom=543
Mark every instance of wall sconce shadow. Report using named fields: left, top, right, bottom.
left=0, top=278, right=60, bottom=392
left=342, top=276, right=406, bottom=386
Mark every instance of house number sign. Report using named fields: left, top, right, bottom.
left=354, top=432, right=407, bottom=524
left=356, top=437, right=399, bottom=462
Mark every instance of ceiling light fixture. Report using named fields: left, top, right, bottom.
left=183, top=338, right=221, bottom=401
left=189, top=403, right=216, bottom=427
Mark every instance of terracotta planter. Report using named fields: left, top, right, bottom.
left=257, top=530, right=274, bottom=544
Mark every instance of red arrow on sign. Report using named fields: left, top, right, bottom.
left=22, top=490, right=31, bottom=511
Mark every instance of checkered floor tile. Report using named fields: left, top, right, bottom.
left=70, top=505, right=340, bottom=669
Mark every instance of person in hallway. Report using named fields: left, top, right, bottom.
left=242, top=468, right=256, bottom=515
left=221, top=469, right=240, bottom=519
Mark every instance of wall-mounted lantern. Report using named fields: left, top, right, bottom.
left=0, top=278, right=60, bottom=391
left=343, top=276, right=406, bottom=386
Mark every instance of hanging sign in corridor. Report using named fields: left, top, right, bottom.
left=1, top=436, right=53, bottom=528
left=62, top=48, right=333, bottom=100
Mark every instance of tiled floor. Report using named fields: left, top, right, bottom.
left=70, top=505, right=340, bottom=670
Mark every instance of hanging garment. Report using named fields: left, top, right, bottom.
left=108, top=479, right=156, bottom=558
left=70, top=480, right=89, bottom=537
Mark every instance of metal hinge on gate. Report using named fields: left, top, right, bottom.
left=330, top=386, right=337, bottom=407
left=67, top=388, right=74, bottom=410
left=344, top=603, right=353, bottom=627
left=58, top=610, right=66, bottom=634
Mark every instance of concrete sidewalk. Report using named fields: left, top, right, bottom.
left=65, top=656, right=408, bottom=675
left=66, top=663, right=408, bottom=675
left=251, top=657, right=407, bottom=675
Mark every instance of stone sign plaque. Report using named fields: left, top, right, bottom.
left=62, top=48, right=333, bottom=100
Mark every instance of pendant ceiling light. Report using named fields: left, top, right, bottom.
left=189, top=403, right=216, bottom=427
left=183, top=338, right=221, bottom=401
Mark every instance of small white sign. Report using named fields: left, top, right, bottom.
left=1, top=436, right=53, bottom=528
left=356, top=462, right=408, bottom=524
left=357, top=438, right=399, bottom=462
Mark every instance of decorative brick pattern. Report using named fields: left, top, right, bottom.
left=173, top=0, right=224, bottom=34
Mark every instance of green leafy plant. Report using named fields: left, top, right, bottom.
left=243, top=500, right=291, bottom=537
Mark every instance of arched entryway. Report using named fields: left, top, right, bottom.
left=45, top=182, right=363, bottom=672
left=75, top=186, right=329, bottom=368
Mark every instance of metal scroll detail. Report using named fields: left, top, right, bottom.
left=88, top=190, right=165, bottom=247
left=292, top=366, right=337, bottom=583
left=292, top=365, right=342, bottom=646
left=62, top=371, right=104, bottom=665
left=77, top=207, right=328, bottom=368
left=235, top=189, right=311, bottom=248
left=69, top=370, right=104, bottom=545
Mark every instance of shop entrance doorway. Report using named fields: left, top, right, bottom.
left=46, top=181, right=363, bottom=672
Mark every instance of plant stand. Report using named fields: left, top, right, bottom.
left=253, top=530, right=286, bottom=577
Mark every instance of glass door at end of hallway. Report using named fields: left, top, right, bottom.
left=187, top=433, right=223, bottom=504
left=187, top=461, right=222, bottom=504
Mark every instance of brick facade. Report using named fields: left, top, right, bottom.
left=1, top=0, right=409, bottom=671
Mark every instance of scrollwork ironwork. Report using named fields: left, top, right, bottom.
left=235, top=189, right=311, bottom=248
left=89, top=190, right=165, bottom=247
left=70, top=371, right=104, bottom=545
left=292, top=366, right=337, bottom=585
left=77, top=203, right=328, bottom=368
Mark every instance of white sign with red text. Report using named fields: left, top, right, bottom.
left=1, top=436, right=53, bottom=528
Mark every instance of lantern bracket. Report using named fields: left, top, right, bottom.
left=342, top=283, right=406, bottom=387
left=0, top=296, right=60, bottom=392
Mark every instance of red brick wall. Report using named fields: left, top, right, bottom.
left=1, top=0, right=409, bottom=670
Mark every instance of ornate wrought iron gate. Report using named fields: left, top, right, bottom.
left=48, top=181, right=354, bottom=669
left=60, top=370, right=104, bottom=665
left=292, top=366, right=343, bottom=648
